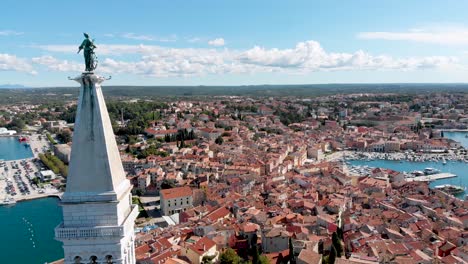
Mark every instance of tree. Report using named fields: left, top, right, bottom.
left=252, top=244, right=260, bottom=264
left=6, top=118, right=25, bottom=131
left=318, top=240, right=324, bottom=254
left=289, top=237, right=295, bottom=263
left=328, top=245, right=337, bottom=264
left=202, top=255, right=215, bottom=264
left=332, top=232, right=343, bottom=258
left=250, top=233, right=258, bottom=249
left=219, top=248, right=241, bottom=264
left=215, top=136, right=224, bottom=145
left=258, top=255, right=270, bottom=264
left=160, top=179, right=177, bottom=189
left=336, top=227, right=343, bottom=240
left=57, top=130, right=72, bottom=143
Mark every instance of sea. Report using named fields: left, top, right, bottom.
left=350, top=131, right=468, bottom=199
left=0, top=197, right=63, bottom=263
left=0, top=136, right=33, bottom=161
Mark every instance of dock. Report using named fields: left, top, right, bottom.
left=406, top=173, right=457, bottom=182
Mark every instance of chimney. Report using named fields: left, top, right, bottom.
left=203, top=243, right=206, bottom=252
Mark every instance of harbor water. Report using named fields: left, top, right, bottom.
left=350, top=131, right=468, bottom=199
left=443, top=131, right=468, bottom=148
left=0, top=137, right=33, bottom=161
left=0, top=197, right=63, bottom=263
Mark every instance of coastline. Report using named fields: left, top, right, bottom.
left=14, top=192, right=63, bottom=202
left=440, top=129, right=468, bottom=132
left=1, top=134, right=62, bottom=205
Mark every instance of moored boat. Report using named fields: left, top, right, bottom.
left=424, top=168, right=441, bottom=175
left=434, top=184, right=466, bottom=195
left=0, top=196, right=16, bottom=206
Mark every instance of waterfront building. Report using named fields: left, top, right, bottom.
left=55, top=74, right=138, bottom=264
left=40, top=170, right=56, bottom=181
left=0, top=127, right=16, bottom=135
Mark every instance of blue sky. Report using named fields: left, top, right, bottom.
left=2, top=0, right=468, bottom=86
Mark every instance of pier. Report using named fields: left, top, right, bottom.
left=406, top=173, right=457, bottom=182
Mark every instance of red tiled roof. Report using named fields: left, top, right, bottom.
left=188, top=237, right=216, bottom=256
left=161, top=186, right=192, bottom=200
left=204, top=207, right=230, bottom=222
left=135, top=244, right=151, bottom=260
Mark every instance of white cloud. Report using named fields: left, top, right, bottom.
left=32, top=55, right=82, bottom=72
left=208, top=38, right=225, bottom=47
left=238, top=40, right=457, bottom=71
left=121, top=33, right=177, bottom=42
left=122, top=33, right=156, bottom=41
left=358, top=26, right=468, bottom=45
left=32, top=40, right=458, bottom=77
left=187, top=37, right=201, bottom=43
left=0, top=30, right=23, bottom=36
left=0, top=54, right=36, bottom=74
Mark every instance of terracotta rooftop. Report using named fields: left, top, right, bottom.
left=297, top=249, right=321, bottom=264
left=188, top=237, right=216, bottom=256
left=161, top=186, right=193, bottom=200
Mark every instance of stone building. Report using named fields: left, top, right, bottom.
left=160, top=186, right=193, bottom=216
left=54, top=74, right=138, bottom=264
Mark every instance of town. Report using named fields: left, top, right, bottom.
left=1, top=91, right=468, bottom=264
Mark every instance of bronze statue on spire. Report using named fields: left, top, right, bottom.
left=78, top=33, right=97, bottom=72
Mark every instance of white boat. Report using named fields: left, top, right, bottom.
left=424, top=168, right=441, bottom=175
left=442, top=157, right=446, bottom=165
left=0, top=197, right=16, bottom=206
left=434, top=184, right=466, bottom=195
left=411, top=170, right=425, bottom=176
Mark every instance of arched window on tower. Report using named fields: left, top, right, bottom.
left=74, top=256, right=83, bottom=264
left=105, top=255, right=114, bottom=264
left=89, top=256, right=98, bottom=264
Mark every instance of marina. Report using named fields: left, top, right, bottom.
left=0, top=136, right=33, bottom=161
left=349, top=159, right=467, bottom=199
left=0, top=134, right=62, bottom=205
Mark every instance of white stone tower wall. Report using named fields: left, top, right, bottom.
left=55, top=74, right=138, bottom=264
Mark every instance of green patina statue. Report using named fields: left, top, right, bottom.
left=77, top=33, right=97, bottom=72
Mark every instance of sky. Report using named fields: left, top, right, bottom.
left=2, top=0, right=468, bottom=87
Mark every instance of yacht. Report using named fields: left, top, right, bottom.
left=411, top=170, right=425, bottom=176
left=0, top=197, right=16, bottom=206
left=434, top=184, right=466, bottom=195
left=424, top=168, right=441, bottom=175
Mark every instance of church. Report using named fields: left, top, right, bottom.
left=55, top=73, right=138, bottom=264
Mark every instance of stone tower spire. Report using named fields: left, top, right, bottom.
left=55, top=73, right=138, bottom=264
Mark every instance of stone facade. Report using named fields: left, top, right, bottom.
left=160, top=186, right=193, bottom=216
left=55, top=74, right=138, bottom=264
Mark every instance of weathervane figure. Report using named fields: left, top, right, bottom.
left=77, top=33, right=97, bottom=72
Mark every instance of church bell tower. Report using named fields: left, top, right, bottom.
left=55, top=73, right=138, bottom=264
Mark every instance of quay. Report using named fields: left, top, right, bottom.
left=406, top=172, right=457, bottom=182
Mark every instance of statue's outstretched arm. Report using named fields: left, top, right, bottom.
left=78, top=39, right=86, bottom=53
